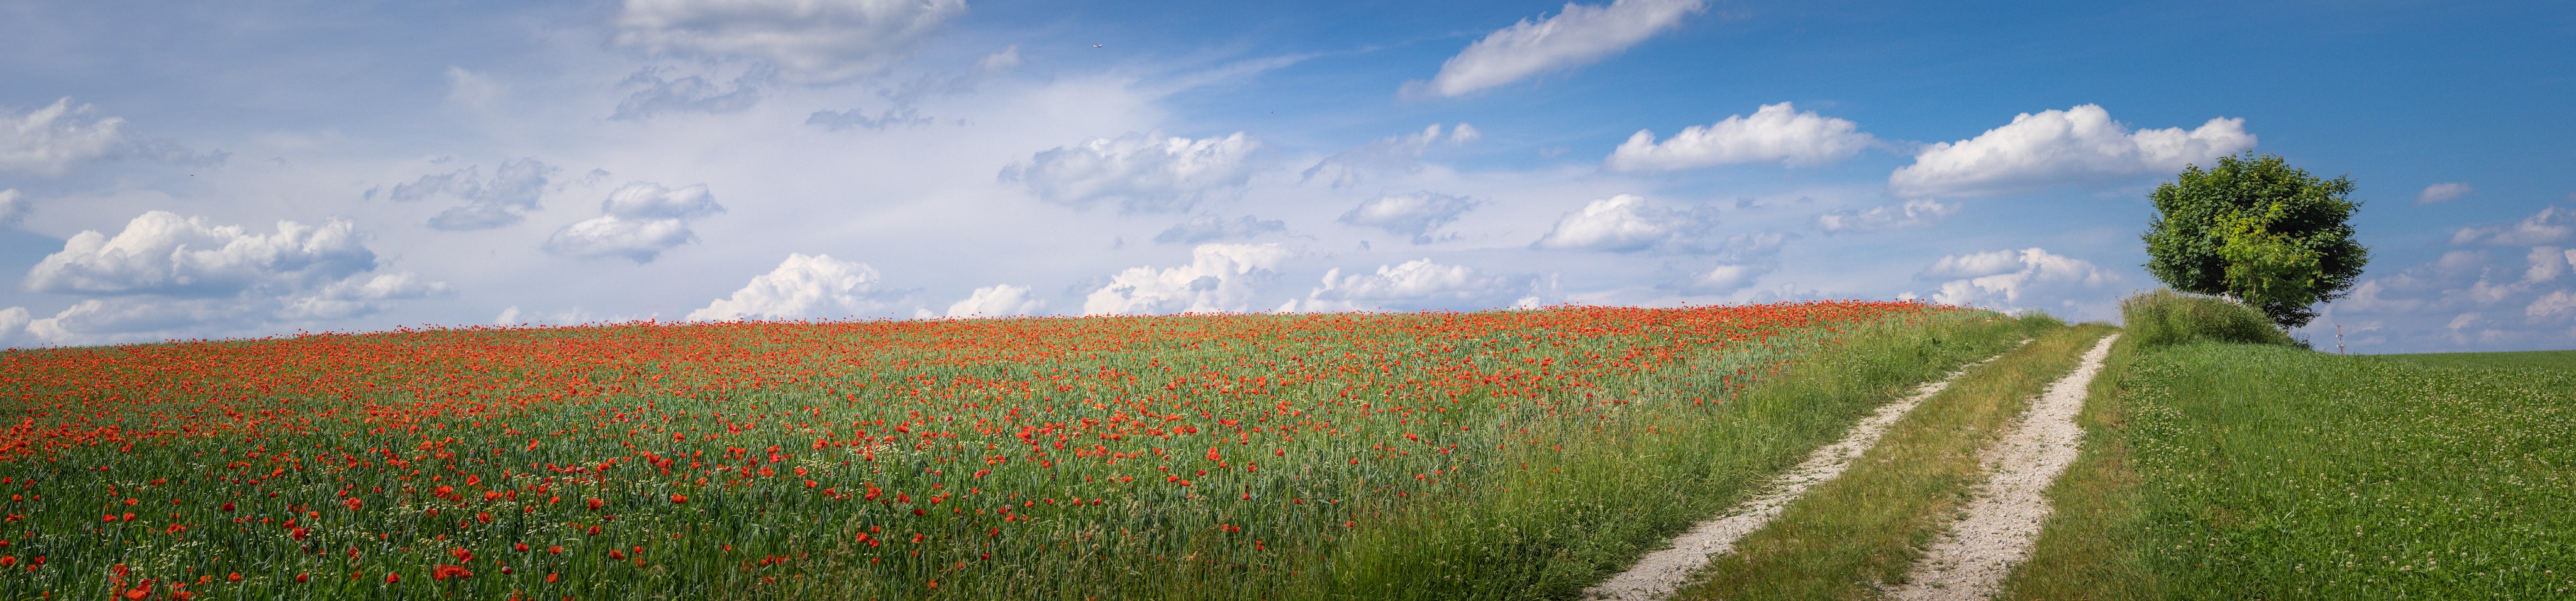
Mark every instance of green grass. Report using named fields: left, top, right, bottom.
left=0, top=305, right=2057, bottom=600
left=1668, top=324, right=2112, bottom=600
left=2007, top=342, right=2576, bottom=599
left=2119, top=290, right=2299, bottom=350
left=2373, top=349, right=2576, bottom=372
left=1998, top=333, right=2161, bottom=601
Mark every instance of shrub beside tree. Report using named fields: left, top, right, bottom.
left=2142, top=152, right=2368, bottom=329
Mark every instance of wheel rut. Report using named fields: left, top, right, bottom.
left=1884, top=333, right=2118, bottom=601
left=1582, top=343, right=2026, bottom=601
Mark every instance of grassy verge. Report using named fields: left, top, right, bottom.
left=1668, top=324, right=2112, bottom=600
left=2006, top=343, right=2576, bottom=599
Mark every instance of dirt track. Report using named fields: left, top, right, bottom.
left=1582, top=345, right=2024, bottom=601
left=1885, top=333, right=2118, bottom=600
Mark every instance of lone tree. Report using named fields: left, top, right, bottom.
left=2143, top=152, right=2368, bottom=329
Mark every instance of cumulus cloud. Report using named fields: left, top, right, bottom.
left=1154, top=215, right=1285, bottom=245
left=0, top=97, right=126, bottom=177
left=1407, top=0, right=1706, bottom=97
left=1301, top=259, right=1532, bottom=312
left=1301, top=123, right=1477, bottom=188
left=28, top=211, right=377, bottom=296
left=1888, top=104, right=2255, bottom=198
left=688, top=253, right=892, bottom=321
left=613, top=67, right=765, bottom=121
left=944, top=284, right=1046, bottom=318
left=613, top=0, right=968, bottom=82
left=545, top=182, right=725, bottom=264
left=0, top=189, right=26, bottom=228
left=2415, top=182, right=2473, bottom=205
left=1082, top=243, right=1291, bottom=316
left=1606, top=102, right=1875, bottom=170
left=1001, top=131, right=1260, bottom=212
left=2531, top=289, right=2576, bottom=319
left=0, top=306, right=35, bottom=348
left=2450, top=205, right=2572, bottom=246
left=1531, top=194, right=1723, bottom=253
left=1814, top=199, right=1958, bottom=233
left=1921, top=248, right=2116, bottom=312
left=14, top=211, right=446, bottom=343
left=379, top=158, right=559, bottom=230
left=1340, top=192, right=1479, bottom=243
left=2516, top=245, right=2571, bottom=285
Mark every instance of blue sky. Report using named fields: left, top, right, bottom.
left=1, top=0, right=2570, bottom=352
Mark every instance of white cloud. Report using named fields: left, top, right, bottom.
left=976, top=45, right=1023, bottom=73
left=381, top=158, right=560, bottom=231
left=1154, top=215, right=1285, bottom=245
left=1530, top=194, right=1721, bottom=253
left=601, top=180, right=725, bottom=220
left=1301, top=123, right=1477, bottom=188
left=544, top=182, right=726, bottom=263
left=1001, top=131, right=1260, bottom=212
left=0, top=189, right=26, bottom=228
left=2525, top=246, right=2568, bottom=284
left=944, top=284, right=1045, bottom=318
left=0, top=306, right=35, bottom=348
left=2531, top=290, right=2576, bottom=319
left=2415, top=182, right=2473, bottom=205
left=1888, top=104, right=2255, bottom=198
left=0, top=97, right=125, bottom=177
left=1340, top=192, right=1480, bottom=243
left=1301, top=259, right=1531, bottom=312
left=282, top=273, right=455, bottom=321
left=1923, top=248, right=2028, bottom=279
left=1407, top=0, right=1707, bottom=97
left=613, top=0, right=968, bottom=82
left=1674, top=263, right=1770, bottom=294
left=1921, top=248, right=2116, bottom=312
left=1606, top=102, right=1875, bottom=170
left=1082, top=243, right=1291, bottom=316
left=1814, top=199, right=1957, bottom=233
left=2450, top=205, right=2572, bottom=246
left=492, top=305, right=628, bottom=327
left=687, top=253, right=891, bottom=321
left=27, top=211, right=377, bottom=296
left=14, top=211, right=445, bottom=343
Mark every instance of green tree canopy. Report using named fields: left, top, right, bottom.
left=2143, top=152, right=2368, bottom=329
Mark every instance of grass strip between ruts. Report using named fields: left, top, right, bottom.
left=1994, top=331, right=2158, bottom=600
left=1668, top=324, right=2113, bottom=600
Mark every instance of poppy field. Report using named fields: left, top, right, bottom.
left=0, top=302, right=2038, bottom=600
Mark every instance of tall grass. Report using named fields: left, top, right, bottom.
left=0, top=304, right=2048, bottom=600
left=2118, top=289, right=2299, bottom=349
